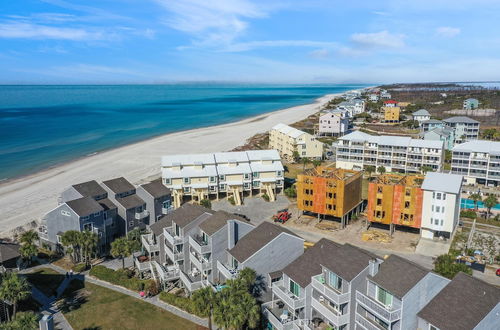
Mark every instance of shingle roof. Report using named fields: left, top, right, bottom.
left=167, top=203, right=213, bottom=228
left=72, top=180, right=107, bottom=198
left=66, top=197, right=104, bottom=217
left=422, top=172, right=463, bottom=194
left=0, top=242, right=20, bottom=263
left=417, top=272, right=500, bottom=330
left=272, top=123, right=306, bottom=139
left=421, top=119, right=443, bottom=125
left=198, top=211, right=250, bottom=236
left=150, top=215, right=172, bottom=236
left=282, top=238, right=341, bottom=288
left=412, top=109, right=430, bottom=116
left=140, top=180, right=171, bottom=198
left=443, top=116, right=480, bottom=124
left=97, top=198, right=117, bottom=211
left=228, top=222, right=302, bottom=263
left=453, top=140, right=500, bottom=155
left=320, top=243, right=378, bottom=282
left=102, top=177, right=135, bottom=194
left=369, top=255, right=429, bottom=299
left=116, top=194, right=145, bottom=209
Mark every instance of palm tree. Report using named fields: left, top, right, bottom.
left=80, top=231, right=98, bottom=266
left=301, top=157, right=310, bottom=171
left=377, top=165, right=386, bottom=175
left=0, top=273, right=31, bottom=321
left=420, top=165, right=433, bottom=174
left=483, top=195, right=499, bottom=218
left=19, top=230, right=38, bottom=246
left=469, top=193, right=482, bottom=211
left=19, top=244, right=38, bottom=265
left=312, top=159, right=322, bottom=168
left=111, top=237, right=132, bottom=269
left=192, top=287, right=216, bottom=330
left=127, top=228, right=142, bottom=252
left=11, top=311, right=38, bottom=329
left=365, top=165, right=376, bottom=179
left=61, top=230, right=81, bottom=263
left=292, top=151, right=300, bottom=163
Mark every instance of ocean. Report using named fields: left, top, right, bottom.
left=0, top=83, right=367, bottom=180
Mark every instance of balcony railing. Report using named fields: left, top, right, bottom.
left=164, top=227, right=183, bottom=246
left=134, top=257, right=151, bottom=272
left=179, top=270, right=203, bottom=292
left=150, top=260, right=179, bottom=282
left=189, top=252, right=211, bottom=271
left=262, top=302, right=295, bottom=330
left=216, top=260, right=239, bottom=280
left=141, top=233, right=159, bottom=254
left=356, top=291, right=401, bottom=323
left=311, top=296, right=350, bottom=327
left=189, top=235, right=211, bottom=254
left=135, top=210, right=149, bottom=220
left=355, top=313, right=381, bottom=330
left=272, top=281, right=306, bottom=310
left=162, top=206, right=174, bottom=215
left=165, top=244, right=183, bottom=262
left=311, top=275, right=350, bottom=306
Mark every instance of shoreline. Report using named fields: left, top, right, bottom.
left=0, top=90, right=354, bottom=236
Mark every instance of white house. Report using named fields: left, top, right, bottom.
left=368, top=94, right=379, bottom=102
left=420, top=172, right=463, bottom=240
left=412, top=109, right=431, bottom=123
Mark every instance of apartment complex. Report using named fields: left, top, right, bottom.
left=382, top=106, right=400, bottom=123
left=367, top=174, right=424, bottom=234
left=296, top=166, right=363, bottom=228
left=451, top=140, right=500, bottom=186
left=269, top=123, right=324, bottom=160
left=318, top=111, right=350, bottom=136
left=161, top=150, right=284, bottom=207
left=443, top=116, right=480, bottom=143
left=335, top=131, right=444, bottom=173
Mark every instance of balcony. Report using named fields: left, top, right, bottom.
left=216, top=260, right=238, bottom=280
left=356, top=291, right=401, bottom=323
left=262, top=302, right=295, bottom=330
left=189, top=251, right=211, bottom=272
left=179, top=270, right=203, bottom=292
left=164, top=227, right=183, bottom=246
left=311, top=275, right=350, bottom=306
left=189, top=235, right=211, bottom=254
left=134, top=256, right=151, bottom=272
left=162, top=206, right=174, bottom=215
left=165, top=244, right=184, bottom=262
left=135, top=210, right=149, bottom=220
left=311, top=296, right=349, bottom=327
left=355, top=313, right=382, bottom=330
left=141, top=233, right=159, bottom=254
left=272, top=280, right=306, bottom=310
left=150, top=260, right=180, bottom=282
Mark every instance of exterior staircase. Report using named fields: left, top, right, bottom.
left=265, top=184, right=276, bottom=202
left=232, top=188, right=242, bottom=205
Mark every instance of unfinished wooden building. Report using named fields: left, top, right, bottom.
left=367, top=174, right=424, bottom=234
left=296, top=166, right=363, bottom=228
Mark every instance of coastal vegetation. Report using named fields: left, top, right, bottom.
left=433, top=254, right=472, bottom=279
left=19, top=230, right=39, bottom=266
left=89, top=266, right=150, bottom=292
left=0, top=272, right=31, bottom=322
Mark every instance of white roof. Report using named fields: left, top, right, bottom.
left=453, top=140, right=500, bottom=155
left=161, top=165, right=217, bottom=179
left=272, top=123, right=306, bottom=139
left=217, top=163, right=252, bottom=175
left=161, top=153, right=215, bottom=166
left=250, top=161, right=284, bottom=173
left=422, top=172, right=463, bottom=194
left=214, top=151, right=248, bottom=163
left=245, top=149, right=281, bottom=161
left=340, top=131, right=444, bottom=149
left=412, top=109, right=430, bottom=116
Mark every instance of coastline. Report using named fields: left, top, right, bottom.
left=0, top=91, right=349, bottom=236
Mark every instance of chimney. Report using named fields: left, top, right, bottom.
left=368, top=259, right=379, bottom=276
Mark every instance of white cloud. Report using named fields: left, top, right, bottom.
left=436, top=26, right=461, bottom=38
left=309, top=48, right=330, bottom=59
left=221, top=40, right=339, bottom=52
left=0, top=21, right=106, bottom=40
left=351, top=30, right=406, bottom=49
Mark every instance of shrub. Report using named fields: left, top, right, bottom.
left=89, top=265, right=147, bottom=291
left=200, top=199, right=212, bottom=209
left=159, top=292, right=205, bottom=317
left=460, top=210, right=477, bottom=219
left=73, top=263, right=87, bottom=273
left=433, top=254, right=472, bottom=279
left=262, top=193, right=270, bottom=202
left=147, top=280, right=160, bottom=296
left=284, top=187, right=296, bottom=198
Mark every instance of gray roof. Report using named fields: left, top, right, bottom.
left=97, top=198, right=117, bottom=211
left=422, top=172, right=463, bottom=194
left=421, top=119, right=443, bottom=125
left=452, top=140, right=500, bottom=155
left=427, top=127, right=453, bottom=138
left=418, top=272, right=500, bottom=330
left=443, top=116, right=479, bottom=124
left=320, top=243, right=378, bottom=282
left=116, top=194, right=145, bottom=209
left=228, top=222, right=302, bottom=263
left=72, top=180, right=107, bottom=198
left=66, top=197, right=104, bottom=217
left=282, top=238, right=341, bottom=288
left=167, top=203, right=213, bottom=229
left=150, top=215, right=172, bottom=236
left=0, top=242, right=20, bottom=263
left=369, top=255, right=429, bottom=299
left=102, top=177, right=135, bottom=194
left=199, top=211, right=250, bottom=236
left=140, top=180, right=171, bottom=198
left=412, top=109, right=430, bottom=116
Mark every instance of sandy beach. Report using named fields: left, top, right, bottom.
left=0, top=92, right=343, bottom=236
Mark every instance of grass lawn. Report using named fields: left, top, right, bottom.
left=61, top=280, right=201, bottom=330
left=52, top=257, right=76, bottom=271
left=25, top=267, right=65, bottom=297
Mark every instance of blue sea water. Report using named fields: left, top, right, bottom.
left=0, top=83, right=367, bottom=180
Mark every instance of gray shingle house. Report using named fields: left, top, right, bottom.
left=443, top=116, right=480, bottom=143
left=136, top=180, right=172, bottom=224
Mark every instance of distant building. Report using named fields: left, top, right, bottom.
left=337, top=98, right=365, bottom=115
left=451, top=140, right=500, bottom=186
left=318, top=111, right=350, bottom=136
left=0, top=242, right=21, bottom=272
left=397, top=101, right=410, bottom=108
left=296, top=166, right=363, bottom=228
left=423, top=127, right=456, bottom=150
left=382, top=106, right=400, bottom=123
left=368, top=94, right=379, bottom=102
left=443, top=116, right=480, bottom=143
left=420, top=119, right=444, bottom=133
left=380, top=91, right=392, bottom=99
left=420, top=172, right=463, bottom=239
left=463, top=98, right=479, bottom=110
left=412, top=109, right=431, bottom=123
left=383, top=100, right=398, bottom=107
left=269, top=123, right=324, bottom=160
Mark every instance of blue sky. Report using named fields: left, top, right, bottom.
left=1, top=0, right=499, bottom=84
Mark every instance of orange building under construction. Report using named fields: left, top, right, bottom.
left=367, top=174, right=424, bottom=234
left=297, top=166, right=363, bottom=228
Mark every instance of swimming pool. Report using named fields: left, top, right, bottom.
left=461, top=198, right=500, bottom=210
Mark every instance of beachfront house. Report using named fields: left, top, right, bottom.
left=420, top=119, right=444, bottom=133
left=368, top=94, right=379, bottom=102
left=420, top=172, right=463, bottom=240
left=355, top=255, right=449, bottom=330
left=136, top=180, right=173, bottom=224
left=463, top=98, right=479, bottom=110
left=412, top=109, right=430, bottom=124
left=161, top=150, right=284, bottom=208
left=423, top=127, right=456, bottom=150
left=318, top=110, right=350, bottom=136
left=269, top=123, right=324, bottom=161
left=101, top=177, right=149, bottom=234
left=382, top=106, right=400, bottom=123
left=380, top=91, right=391, bottom=99
left=443, top=116, right=480, bottom=143
left=451, top=140, right=500, bottom=187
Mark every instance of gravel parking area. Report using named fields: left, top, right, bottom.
left=212, top=195, right=292, bottom=226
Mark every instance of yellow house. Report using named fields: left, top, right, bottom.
left=382, top=106, right=400, bottom=123
left=269, top=123, right=324, bottom=161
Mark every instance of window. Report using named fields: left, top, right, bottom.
left=183, top=177, right=190, bottom=184
left=377, top=199, right=382, bottom=206
left=244, top=173, right=250, bottom=180
left=183, top=187, right=190, bottom=193
left=164, top=178, right=171, bottom=185
left=244, top=182, right=250, bottom=189
left=405, top=189, right=411, bottom=196
left=210, top=176, right=216, bottom=183
left=302, top=151, right=306, bottom=156
left=442, top=193, right=446, bottom=200
left=252, top=172, right=259, bottom=178
left=219, top=184, right=226, bottom=190
left=61, top=210, right=71, bottom=217
left=83, top=223, right=93, bottom=231
left=436, top=206, right=440, bottom=213
left=302, top=145, right=306, bottom=149
left=442, top=206, right=445, bottom=213
left=276, top=170, right=282, bottom=177
left=436, top=192, right=441, bottom=200
left=289, top=280, right=300, bottom=297
left=327, top=271, right=342, bottom=290
left=252, top=181, right=259, bottom=188
left=219, top=175, right=225, bottom=181
left=405, top=201, right=410, bottom=208
left=376, top=286, right=393, bottom=307
left=377, top=186, right=383, bottom=193
left=129, top=221, right=134, bottom=227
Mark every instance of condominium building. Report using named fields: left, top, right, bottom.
left=417, top=272, right=500, bottom=330
left=443, top=116, right=480, bottom=143
left=269, top=123, right=324, bottom=161
left=420, top=172, right=463, bottom=240
left=296, top=166, right=363, bottom=228
left=335, top=131, right=444, bottom=173
left=367, top=174, right=424, bottom=234
left=318, top=111, right=350, bottom=136
left=355, top=255, right=449, bottom=330
left=382, top=106, right=400, bottom=123
left=161, top=150, right=284, bottom=207
left=451, top=140, right=500, bottom=186
left=136, top=180, right=173, bottom=224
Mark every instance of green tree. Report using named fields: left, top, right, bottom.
left=301, top=157, right=310, bottom=171
left=433, top=254, right=472, bottom=279
left=0, top=273, right=31, bottom=321
left=469, top=193, right=482, bottom=211
left=312, top=159, right=322, bottom=168
left=200, top=199, right=212, bottom=209
left=19, top=230, right=39, bottom=265
left=377, top=166, right=386, bottom=175
left=6, top=311, right=38, bottom=329
left=420, top=165, right=433, bottom=174
left=19, top=230, right=38, bottom=246
left=126, top=228, right=142, bottom=252
left=483, top=195, right=499, bottom=218
left=284, top=186, right=297, bottom=198
left=111, top=237, right=132, bottom=269
left=80, top=230, right=98, bottom=267
left=60, top=230, right=81, bottom=263
left=292, top=151, right=300, bottom=163
left=365, top=165, right=376, bottom=178
left=192, top=287, right=216, bottom=330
